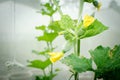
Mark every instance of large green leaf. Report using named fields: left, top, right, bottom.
left=62, top=54, right=92, bottom=73
left=89, top=46, right=111, bottom=69
left=59, top=15, right=75, bottom=30
left=28, top=59, right=52, bottom=70
left=89, top=45, right=120, bottom=78
left=80, top=20, right=108, bottom=39
left=37, top=32, right=58, bottom=42
left=89, top=46, right=111, bottom=78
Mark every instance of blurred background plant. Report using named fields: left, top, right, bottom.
left=28, top=0, right=63, bottom=80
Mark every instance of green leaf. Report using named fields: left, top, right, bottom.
left=59, top=15, right=75, bottom=30
left=84, top=0, right=94, bottom=3
left=80, top=19, right=108, bottom=39
left=36, top=76, right=41, bottom=80
left=32, top=48, right=55, bottom=56
left=64, top=32, right=75, bottom=40
left=37, top=32, right=58, bottom=42
left=59, top=16, right=77, bottom=40
left=48, top=21, right=63, bottom=32
left=55, top=68, right=60, bottom=72
left=36, top=25, right=46, bottom=31
left=62, top=54, right=92, bottom=73
left=32, top=49, right=50, bottom=55
left=28, top=59, right=52, bottom=70
left=40, top=3, right=57, bottom=16
left=35, top=73, right=56, bottom=80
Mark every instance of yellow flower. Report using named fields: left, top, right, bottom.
left=49, top=52, right=64, bottom=63
left=83, top=15, right=95, bottom=28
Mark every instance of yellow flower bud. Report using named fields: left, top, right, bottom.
left=97, top=2, right=102, bottom=11
left=58, top=31, right=64, bottom=35
left=48, top=52, right=56, bottom=56
left=93, top=1, right=102, bottom=11
left=49, top=52, right=64, bottom=63
left=83, top=15, right=95, bottom=28
left=108, top=50, right=113, bottom=59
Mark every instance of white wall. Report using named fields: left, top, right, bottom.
left=0, top=0, right=120, bottom=79
left=0, top=0, right=47, bottom=75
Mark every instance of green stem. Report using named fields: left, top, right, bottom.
left=47, top=42, right=50, bottom=49
left=74, top=0, right=84, bottom=80
left=77, top=39, right=80, bottom=56
left=50, top=64, right=53, bottom=74
left=43, top=69, right=47, bottom=77
left=47, top=42, right=53, bottom=79
left=69, top=74, right=74, bottom=80
left=77, top=0, right=84, bottom=27
left=74, top=39, right=80, bottom=80
left=50, top=42, right=53, bottom=51
left=50, top=42, right=53, bottom=77
left=94, top=73, right=97, bottom=80
left=74, top=39, right=77, bottom=54
left=50, top=16, right=53, bottom=22
left=50, top=0, right=53, bottom=6
left=49, top=0, right=54, bottom=76
left=75, top=72, right=79, bottom=80
left=52, top=0, right=63, bottom=16
left=48, top=3, right=54, bottom=74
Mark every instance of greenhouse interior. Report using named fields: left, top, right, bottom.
left=0, top=0, right=120, bottom=80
